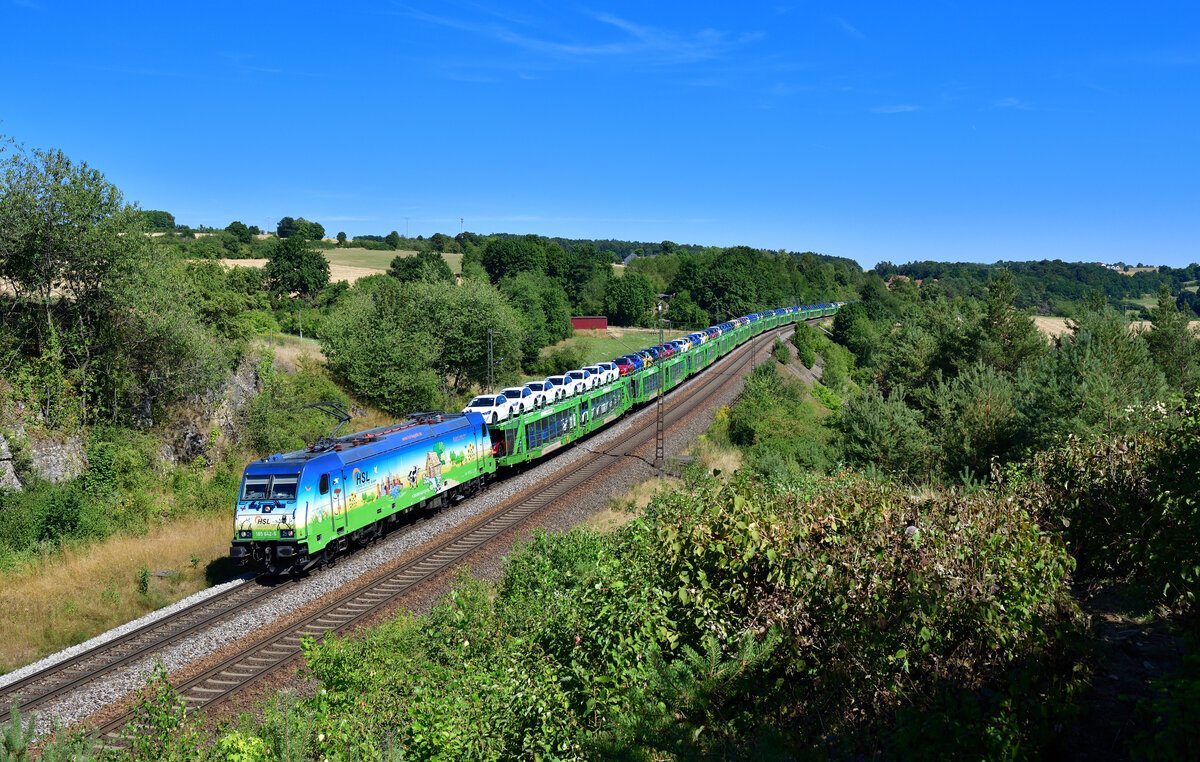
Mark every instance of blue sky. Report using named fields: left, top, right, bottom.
left=2, top=1, right=1197, bottom=269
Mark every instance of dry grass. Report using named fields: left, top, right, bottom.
left=252, top=333, right=326, bottom=369
left=219, top=258, right=381, bottom=285
left=0, top=514, right=234, bottom=674
left=1034, top=316, right=1200, bottom=339
left=219, top=248, right=464, bottom=284
left=590, top=477, right=682, bottom=533
left=689, top=436, right=743, bottom=479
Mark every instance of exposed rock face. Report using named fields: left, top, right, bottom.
left=1, top=398, right=87, bottom=485
left=0, top=432, right=21, bottom=492
left=26, top=433, right=89, bottom=484
left=162, top=355, right=263, bottom=465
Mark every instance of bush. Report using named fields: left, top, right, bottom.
left=261, top=468, right=1080, bottom=759
left=838, top=385, right=937, bottom=479
left=1013, top=393, right=1200, bottom=612
left=772, top=338, right=789, bottom=364
left=529, top=344, right=587, bottom=377
left=727, top=363, right=834, bottom=476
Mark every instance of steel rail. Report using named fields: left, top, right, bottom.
left=93, top=325, right=790, bottom=745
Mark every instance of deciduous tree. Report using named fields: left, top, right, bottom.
left=265, top=236, right=330, bottom=300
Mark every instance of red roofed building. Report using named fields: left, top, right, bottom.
left=570, top=316, right=608, bottom=330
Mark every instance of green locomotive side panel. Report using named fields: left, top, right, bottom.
left=235, top=418, right=491, bottom=557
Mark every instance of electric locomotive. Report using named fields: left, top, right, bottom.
left=231, top=409, right=493, bottom=572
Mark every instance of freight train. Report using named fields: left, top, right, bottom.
left=230, top=302, right=844, bottom=572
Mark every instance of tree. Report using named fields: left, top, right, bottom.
left=0, top=141, right=229, bottom=423
left=387, top=250, right=453, bottom=284
left=336, top=231, right=347, bottom=246
left=384, top=230, right=401, bottom=250
left=319, top=276, right=441, bottom=414
left=482, top=236, right=547, bottom=282
left=500, top=271, right=573, bottom=367
left=141, top=210, right=175, bottom=232
left=247, top=224, right=262, bottom=235
left=225, top=220, right=252, bottom=245
left=265, top=236, right=330, bottom=300
left=1145, top=285, right=1200, bottom=392
left=276, top=216, right=300, bottom=238
left=298, top=218, right=325, bottom=241
left=429, top=232, right=457, bottom=253
left=604, top=272, right=655, bottom=326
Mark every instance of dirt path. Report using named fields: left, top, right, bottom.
left=1062, top=583, right=1188, bottom=760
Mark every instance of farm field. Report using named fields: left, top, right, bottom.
left=1034, top=316, right=1200, bottom=338
left=327, top=247, right=464, bottom=275
left=219, top=247, right=463, bottom=284
left=1119, top=266, right=1160, bottom=275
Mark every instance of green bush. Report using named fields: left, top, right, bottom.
left=280, top=469, right=1077, bottom=759
left=530, top=343, right=587, bottom=377
left=727, top=363, right=834, bottom=476
left=772, top=338, right=789, bottom=364
left=1014, top=393, right=1200, bottom=612
left=838, top=385, right=937, bottom=478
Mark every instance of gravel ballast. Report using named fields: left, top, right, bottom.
left=22, top=332, right=773, bottom=736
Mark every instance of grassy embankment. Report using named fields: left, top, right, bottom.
left=0, top=515, right=231, bottom=674
left=0, top=342, right=399, bottom=674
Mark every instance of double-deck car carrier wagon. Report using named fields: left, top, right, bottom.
left=233, top=301, right=847, bottom=572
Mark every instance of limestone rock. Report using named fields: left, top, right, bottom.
left=0, top=432, right=20, bottom=492
left=26, top=433, right=89, bottom=484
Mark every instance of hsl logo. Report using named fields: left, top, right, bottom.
left=352, top=468, right=371, bottom=486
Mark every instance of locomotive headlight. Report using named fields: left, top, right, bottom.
left=280, top=529, right=295, bottom=538
left=238, top=530, right=252, bottom=539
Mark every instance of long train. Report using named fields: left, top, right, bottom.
left=230, top=302, right=844, bottom=572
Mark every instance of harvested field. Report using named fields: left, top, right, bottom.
left=218, top=248, right=463, bottom=284
left=1034, top=316, right=1200, bottom=338
left=219, top=258, right=380, bottom=284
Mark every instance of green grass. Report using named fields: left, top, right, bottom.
left=543, top=329, right=690, bottom=366
left=325, top=247, right=463, bottom=274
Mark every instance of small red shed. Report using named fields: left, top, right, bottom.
left=570, top=316, right=608, bottom=330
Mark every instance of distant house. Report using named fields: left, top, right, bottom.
left=622, top=253, right=638, bottom=265
left=571, top=316, right=608, bottom=330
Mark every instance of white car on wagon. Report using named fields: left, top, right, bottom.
left=543, top=374, right=582, bottom=400
left=584, top=364, right=617, bottom=386
left=566, top=368, right=597, bottom=392
left=499, top=386, right=538, bottom=414
left=521, top=380, right=555, bottom=408
left=462, top=394, right=515, bottom=424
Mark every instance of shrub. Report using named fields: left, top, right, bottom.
left=1013, top=393, right=1200, bottom=612
left=772, top=338, right=789, bottom=364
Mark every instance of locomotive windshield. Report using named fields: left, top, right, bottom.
left=240, top=473, right=300, bottom=501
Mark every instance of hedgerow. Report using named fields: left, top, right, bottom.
left=278, top=471, right=1076, bottom=760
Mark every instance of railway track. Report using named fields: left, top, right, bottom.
left=0, top=578, right=299, bottom=716
left=47, top=325, right=788, bottom=745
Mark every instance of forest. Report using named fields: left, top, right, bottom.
left=875, top=259, right=1200, bottom=317
left=2, top=140, right=1198, bottom=761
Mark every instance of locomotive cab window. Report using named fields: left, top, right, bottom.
left=269, top=474, right=299, bottom=500
left=241, top=474, right=270, bottom=501
left=319, top=473, right=330, bottom=495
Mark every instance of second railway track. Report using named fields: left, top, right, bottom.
left=29, top=324, right=791, bottom=743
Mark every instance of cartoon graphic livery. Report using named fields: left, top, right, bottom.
left=231, top=411, right=492, bottom=571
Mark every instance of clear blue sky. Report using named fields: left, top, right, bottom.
left=2, top=1, right=1197, bottom=269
